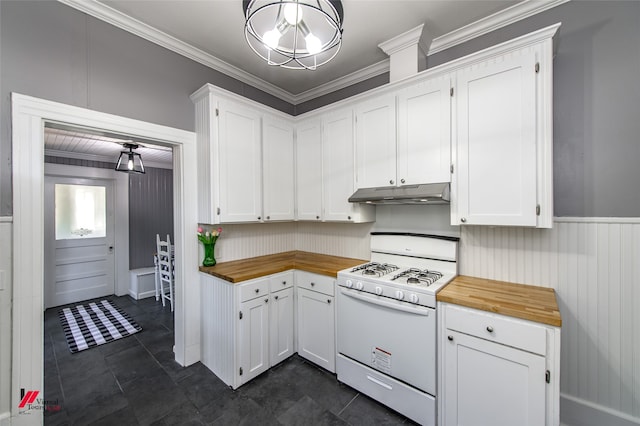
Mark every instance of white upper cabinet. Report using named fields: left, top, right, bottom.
left=397, top=76, right=452, bottom=185
left=295, top=118, right=323, bottom=221
left=451, top=24, right=558, bottom=228
left=355, top=94, right=397, bottom=188
left=263, top=115, right=295, bottom=221
left=323, top=108, right=375, bottom=223
left=218, top=100, right=263, bottom=223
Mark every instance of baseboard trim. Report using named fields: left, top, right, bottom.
left=561, top=393, right=640, bottom=426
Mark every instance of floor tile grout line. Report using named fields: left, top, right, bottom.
left=336, top=392, right=360, bottom=417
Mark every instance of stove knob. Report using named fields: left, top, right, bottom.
left=409, top=294, right=419, bottom=304
left=356, top=281, right=364, bottom=291
left=346, top=279, right=353, bottom=288
left=395, top=290, right=405, bottom=300
left=375, top=286, right=383, bottom=296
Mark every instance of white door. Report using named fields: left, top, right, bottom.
left=44, top=176, right=115, bottom=308
left=238, top=295, right=270, bottom=385
left=262, top=115, right=295, bottom=221
left=295, top=118, right=323, bottom=221
left=269, top=286, right=294, bottom=366
left=297, top=288, right=335, bottom=372
left=444, top=330, right=546, bottom=426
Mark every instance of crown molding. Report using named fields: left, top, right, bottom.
left=58, top=0, right=568, bottom=106
left=428, top=0, right=570, bottom=55
left=292, top=60, right=390, bottom=104
left=378, top=24, right=428, bottom=56
left=58, top=0, right=298, bottom=104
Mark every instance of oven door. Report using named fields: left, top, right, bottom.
left=337, top=287, right=436, bottom=394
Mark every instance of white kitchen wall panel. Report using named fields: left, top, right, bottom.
left=460, top=218, right=640, bottom=424
left=0, top=218, right=12, bottom=421
left=206, top=222, right=373, bottom=263
left=295, top=223, right=372, bottom=260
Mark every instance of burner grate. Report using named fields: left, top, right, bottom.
left=351, top=262, right=399, bottom=277
left=391, top=269, right=444, bottom=286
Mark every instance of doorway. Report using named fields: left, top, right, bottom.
left=11, top=93, right=200, bottom=423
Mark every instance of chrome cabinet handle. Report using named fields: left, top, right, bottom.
left=486, top=326, right=494, bottom=333
left=460, top=217, right=467, bottom=223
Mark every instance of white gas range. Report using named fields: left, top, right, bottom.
left=336, top=232, right=459, bottom=426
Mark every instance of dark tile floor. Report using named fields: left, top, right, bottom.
left=44, top=295, right=417, bottom=425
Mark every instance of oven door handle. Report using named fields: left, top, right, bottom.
left=339, top=289, right=432, bottom=316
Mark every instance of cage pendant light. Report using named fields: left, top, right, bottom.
left=115, top=143, right=145, bottom=174
left=243, top=0, right=344, bottom=70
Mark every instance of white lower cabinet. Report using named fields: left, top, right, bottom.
left=296, top=271, right=336, bottom=373
left=269, top=286, right=294, bottom=366
left=439, top=303, right=560, bottom=426
left=238, top=290, right=270, bottom=385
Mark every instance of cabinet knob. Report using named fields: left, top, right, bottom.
left=274, top=295, right=279, bottom=300
left=258, top=216, right=261, bottom=220
left=486, top=326, right=494, bottom=333
left=448, top=335, right=454, bottom=341
left=400, top=178, right=405, bottom=184
left=347, top=216, right=352, bottom=220
left=282, top=281, right=286, bottom=285
left=266, top=216, right=270, bottom=220
left=265, top=298, right=269, bottom=303
left=327, top=299, right=331, bottom=304
left=255, top=288, right=260, bottom=293
left=316, top=216, right=320, bottom=220
left=389, top=179, right=394, bottom=185
left=310, top=282, right=315, bottom=287
left=460, top=217, right=467, bottom=223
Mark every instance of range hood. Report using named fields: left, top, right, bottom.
left=348, top=183, right=450, bottom=205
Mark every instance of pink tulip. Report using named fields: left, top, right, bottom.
left=197, top=227, right=203, bottom=233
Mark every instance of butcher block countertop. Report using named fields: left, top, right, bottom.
left=437, top=275, right=562, bottom=327
left=199, top=250, right=368, bottom=283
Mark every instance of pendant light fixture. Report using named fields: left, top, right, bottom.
left=243, top=0, right=344, bottom=70
left=115, top=143, right=145, bottom=174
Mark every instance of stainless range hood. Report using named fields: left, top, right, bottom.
left=348, top=182, right=450, bottom=205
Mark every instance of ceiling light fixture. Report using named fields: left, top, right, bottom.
left=115, top=143, right=145, bottom=174
left=243, top=0, right=344, bottom=70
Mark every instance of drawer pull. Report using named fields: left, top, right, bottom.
left=265, top=298, right=269, bottom=303
left=447, top=335, right=453, bottom=341
left=486, top=326, right=494, bottom=333
left=327, top=299, right=331, bottom=304
left=255, top=289, right=260, bottom=294
left=282, top=281, right=286, bottom=285
left=274, top=295, right=279, bottom=300
left=310, top=282, right=315, bottom=287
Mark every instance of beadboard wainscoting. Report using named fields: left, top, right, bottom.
left=205, top=222, right=373, bottom=263
left=460, top=218, right=640, bottom=426
left=0, top=218, right=12, bottom=424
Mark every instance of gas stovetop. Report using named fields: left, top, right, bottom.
left=336, top=233, right=459, bottom=308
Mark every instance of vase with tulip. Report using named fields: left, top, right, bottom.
left=198, top=227, right=222, bottom=267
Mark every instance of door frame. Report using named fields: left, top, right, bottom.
left=44, top=165, right=129, bottom=308
left=11, top=93, right=200, bottom=424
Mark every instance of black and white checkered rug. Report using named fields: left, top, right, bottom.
left=58, top=300, right=142, bottom=354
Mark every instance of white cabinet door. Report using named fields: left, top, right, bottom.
left=322, top=109, right=358, bottom=222
left=295, top=118, right=323, bottom=221
left=297, top=287, right=335, bottom=372
left=397, top=77, right=452, bottom=185
left=443, top=330, right=546, bottom=426
left=238, top=295, right=270, bottom=385
left=269, top=286, right=294, bottom=366
left=263, top=116, right=295, bottom=221
left=355, top=94, right=397, bottom=189
left=455, top=52, right=537, bottom=226
left=218, top=100, right=263, bottom=223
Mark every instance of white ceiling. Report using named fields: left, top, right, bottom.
left=58, top=0, right=567, bottom=104
left=44, top=126, right=173, bottom=169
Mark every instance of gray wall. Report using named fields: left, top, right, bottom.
left=3, top=1, right=640, bottom=218
left=0, top=0, right=293, bottom=216
left=129, top=167, right=173, bottom=269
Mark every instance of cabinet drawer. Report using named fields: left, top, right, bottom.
left=444, top=304, right=547, bottom=355
left=296, top=271, right=335, bottom=296
left=239, top=278, right=270, bottom=302
left=269, top=271, right=294, bottom=293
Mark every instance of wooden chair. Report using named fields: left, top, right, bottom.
left=156, top=234, right=174, bottom=311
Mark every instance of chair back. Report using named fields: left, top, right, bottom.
left=156, top=234, right=173, bottom=282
